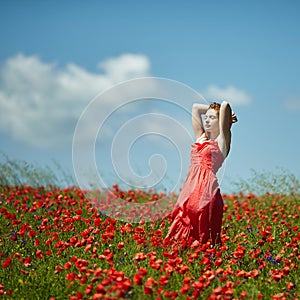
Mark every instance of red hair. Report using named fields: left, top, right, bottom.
left=208, top=102, right=221, bottom=116
left=209, top=101, right=238, bottom=125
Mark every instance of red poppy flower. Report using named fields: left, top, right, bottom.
left=66, top=272, right=75, bottom=281
left=159, top=275, right=169, bottom=286
left=85, top=284, right=93, bottom=295
left=2, top=257, right=11, bottom=268
left=133, top=274, right=143, bottom=285
left=118, top=242, right=124, bottom=249
left=96, top=283, right=106, bottom=295
left=133, top=252, right=146, bottom=261
left=35, top=250, right=43, bottom=259
left=214, top=257, right=223, bottom=267
left=286, top=282, right=295, bottom=290
left=137, top=267, right=147, bottom=276
left=233, top=245, right=245, bottom=259
left=55, top=266, right=63, bottom=274
left=64, top=262, right=72, bottom=270
left=143, top=285, right=153, bottom=295
left=180, top=284, right=190, bottom=295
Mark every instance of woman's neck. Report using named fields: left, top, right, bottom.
left=207, top=131, right=219, bottom=140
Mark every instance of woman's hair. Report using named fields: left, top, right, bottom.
left=209, top=102, right=221, bottom=115
left=209, top=101, right=237, bottom=124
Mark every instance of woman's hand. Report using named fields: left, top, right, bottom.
left=231, top=111, right=238, bottom=124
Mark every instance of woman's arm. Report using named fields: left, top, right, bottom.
left=217, top=101, right=232, bottom=157
left=192, top=103, right=209, bottom=140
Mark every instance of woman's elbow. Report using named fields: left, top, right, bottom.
left=221, top=101, right=229, bottom=107
left=221, top=101, right=232, bottom=113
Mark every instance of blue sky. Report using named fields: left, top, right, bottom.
left=1, top=1, right=300, bottom=194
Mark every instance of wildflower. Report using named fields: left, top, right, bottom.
left=240, top=291, right=247, bottom=299
left=133, top=274, right=143, bottom=285
left=137, top=267, right=146, bottom=275
left=214, top=257, right=223, bottom=267
left=143, top=285, right=153, bottom=295
left=180, top=284, right=190, bottom=295
left=267, top=255, right=273, bottom=262
left=9, top=232, right=17, bottom=241
left=20, top=269, right=29, bottom=275
left=96, top=283, right=106, bottom=294
left=286, top=282, right=295, bottom=290
left=1, top=257, right=11, bottom=268
left=133, top=252, right=146, bottom=261
left=116, top=258, right=124, bottom=264
left=54, top=266, right=63, bottom=274
left=233, top=245, right=245, bottom=259
left=144, top=277, right=157, bottom=293
left=34, top=239, right=40, bottom=246
left=118, top=242, right=125, bottom=250
left=159, top=275, right=169, bottom=286
left=23, top=257, right=31, bottom=267
left=28, top=231, right=36, bottom=239
left=64, top=262, right=72, bottom=270
left=85, top=284, right=93, bottom=295
left=250, top=269, right=260, bottom=278
left=66, top=272, right=75, bottom=281
left=35, top=249, right=43, bottom=259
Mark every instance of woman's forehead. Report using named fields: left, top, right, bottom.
left=205, top=108, right=218, bottom=116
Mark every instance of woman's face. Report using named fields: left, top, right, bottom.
left=204, top=109, right=219, bottom=134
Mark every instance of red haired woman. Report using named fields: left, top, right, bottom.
left=165, top=101, right=237, bottom=248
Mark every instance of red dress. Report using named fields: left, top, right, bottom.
left=165, top=139, right=225, bottom=246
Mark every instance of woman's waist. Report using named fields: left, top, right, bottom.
left=189, top=161, right=220, bottom=173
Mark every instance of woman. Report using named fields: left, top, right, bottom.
left=165, top=101, right=237, bottom=247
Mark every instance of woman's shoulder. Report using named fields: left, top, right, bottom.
left=195, top=132, right=209, bottom=144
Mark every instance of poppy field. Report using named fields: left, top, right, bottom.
left=0, top=168, right=299, bottom=299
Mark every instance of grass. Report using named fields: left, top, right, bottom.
left=0, top=153, right=75, bottom=188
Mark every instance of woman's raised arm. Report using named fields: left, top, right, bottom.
left=218, top=101, right=233, bottom=157
left=192, top=103, right=209, bottom=140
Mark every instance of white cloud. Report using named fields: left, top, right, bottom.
left=283, top=96, right=300, bottom=112
left=99, top=54, right=150, bottom=83
left=0, top=53, right=151, bottom=147
left=0, top=54, right=252, bottom=151
left=201, top=84, right=251, bottom=106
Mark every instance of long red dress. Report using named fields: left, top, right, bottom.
left=165, top=139, right=225, bottom=246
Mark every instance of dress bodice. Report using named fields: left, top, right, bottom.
left=191, top=140, right=224, bottom=174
